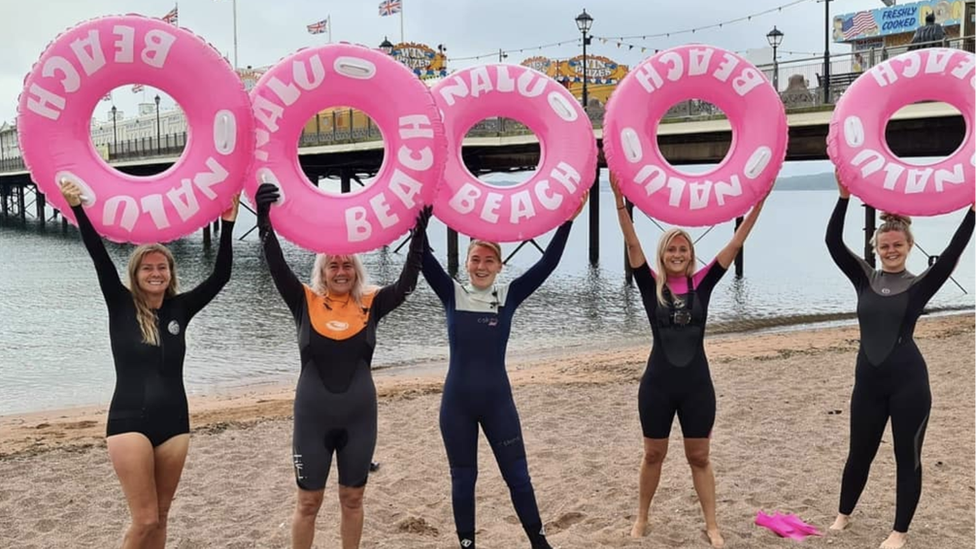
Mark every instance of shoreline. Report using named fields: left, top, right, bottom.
left=2, top=312, right=972, bottom=459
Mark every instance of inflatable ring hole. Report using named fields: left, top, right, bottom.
left=655, top=99, right=732, bottom=176
left=462, top=117, right=541, bottom=189
left=89, top=86, right=185, bottom=177
left=300, top=106, right=386, bottom=196
left=884, top=100, right=965, bottom=167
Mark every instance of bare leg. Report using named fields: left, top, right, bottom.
left=291, top=487, right=325, bottom=549
left=684, top=438, right=723, bottom=548
left=631, top=437, right=668, bottom=537
left=146, top=434, right=189, bottom=549
left=339, top=484, right=365, bottom=549
left=880, top=531, right=908, bottom=549
left=107, top=433, right=160, bottom=549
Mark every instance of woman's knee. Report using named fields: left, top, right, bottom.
left=642, top=445, right=668, bottom=466
left=129, top=514, right=160, bottom=537
left=295, top=490, right=325, bottom=518
left=685, top=449, right=710, bottom=469
left=338, top=487, right=364, bottom=511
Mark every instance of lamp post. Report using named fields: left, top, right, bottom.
left=766, top=26, right=784, bottom=92
left=818, top=0, right=833, bottom=104
left=154, top=94, right=161, bottom=155
left=110, top=105, right=118, bottom=158
left=575, top=9, right=594, bottom=111
left=379, top=37, right=394, bottom=55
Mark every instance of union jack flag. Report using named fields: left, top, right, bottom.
left=306, top=18, right=328, bottom=35
left=161, top=6, right=178, bottom=26
left=131, top=84, right=144, bottom=93
left=378, top=0, right=401, bottom=17
left=841, top=11, right=878, bottom=40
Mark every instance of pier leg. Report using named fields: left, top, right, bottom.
left=447, top=227, right=459, bottom=277
left=1, top=185, right=8, bottom=219
left=18, top=184, right=26, bottom=224
left=589, top=168, right=600, bottom=266
left=624, top=200, right=634, bottom=285
left=734, top=216, right=744, bottom=278
left=203, top=224, right=212, bottom=247
left=62, top=214, right=68, bottom=232
left=863, top=204, right=876, bottom=268
left=340, top=168, right=352, bottom=194
left=37, top=191, right=46, bottom=227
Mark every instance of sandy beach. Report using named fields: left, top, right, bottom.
left=0, top=314, right=973, bottom=548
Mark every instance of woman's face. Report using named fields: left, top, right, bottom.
left=466, top=245, right=502, bottom=290
left=323, top=256, right=357, bottom=296
left=662, top=235, right=692, bottom=276
left=137, top=252, right=172, bottom=299
left=876, top=230, right=911, bottom=272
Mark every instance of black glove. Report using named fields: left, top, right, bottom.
left=412, top=205, right=433, bottom=235
left=255, top=183, right=280, bottom=219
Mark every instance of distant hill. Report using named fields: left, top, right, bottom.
left=774, top=172, right=837, bottom=191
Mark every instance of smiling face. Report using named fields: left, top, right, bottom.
left=466, top=244, right=502, bottom=290
left=323, top=255, right=358, bottom=296
left=661, top=234, right=693, bottom=277
left=876, top=230, right=911, bottom=272
left=136, top=251, right=172, bottom=299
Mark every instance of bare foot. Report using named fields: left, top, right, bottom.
left=880, top=531, right=907, bottom=549
left=830, top=514, right=851, bottom=531
left=706, top=527, right=725, bottom=548
left=630, top=518, right=647, bottom=538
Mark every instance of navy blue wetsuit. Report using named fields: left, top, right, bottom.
left=73, top=204, right=234, bottom=447
left=632, top=260, right=727, bottom=439
left=827, top=198, right=974, bottom=533
left=422, top=223, right=572, bottom=548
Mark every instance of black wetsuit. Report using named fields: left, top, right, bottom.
left=73, top=204, right=234, bottom=447
left=421, top=223, right=571, bottom=549
left=259, top=217, right=424, bottom=490
left=632, top=260, right=727, bottom=439
left=826, top=198, right=974, bottom=533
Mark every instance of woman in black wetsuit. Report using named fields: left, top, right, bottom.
left=610, top=172, right=766, bottom=549
left=253, top=183, right=428, bottom=549
left=60, top=180, right=238, bottom=549
left=826, top=175, right=974, bottom=549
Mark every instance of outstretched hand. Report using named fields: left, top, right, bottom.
left=609, top=171, right=625, bottom=207
left=255, top=183, right=280, bottom=218
left=414, top=205, right=433, bottom=233
left=59, top=178, right=83, bottom=207
left=221, top=193, right=240, bottom=222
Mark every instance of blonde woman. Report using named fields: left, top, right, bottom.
left=59, top=180, right=238, bottom=549
left=610, top=173, right=765, bottom=548
left=253, top=183, right=429, bottom=549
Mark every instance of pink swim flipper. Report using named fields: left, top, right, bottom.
left=755, top=511, right=821, bottom=541
left=775, top=513, right=822, bottom=538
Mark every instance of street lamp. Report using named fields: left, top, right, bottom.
left=154, top=94, right=162, bottom=155
left=110, top=105, right=118, bottom=157
left=766, top=26, right=784, bottom=91
left=379, top=37, right=394, bottom=55
left=575, top=9, right=593, bottom=111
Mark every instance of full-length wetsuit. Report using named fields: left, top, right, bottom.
left=259, top=214, right=424, bottom=490
left=632, top=260, right=726, bottom=439
left=422, top=223, right=572, bottom=549
left=73, top=204, right=234, bottom=447
left=827, top=198, right=974, bottom=533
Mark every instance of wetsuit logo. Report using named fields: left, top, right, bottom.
left=326, top=320, right=350, bottom=331
left=477, top=317, right=498, bottom=327
left=461, top=540, right=473, bottom=548
left=293, top=453, right=306, bottom=481
left=881, top=287, right=891, bottom=294
left=167, top=320, right=180, bottom=335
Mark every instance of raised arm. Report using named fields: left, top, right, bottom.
left=910, top=205, right=975, bottom=306
left=825, top=176, right=869, bottom=289
left=611, top=172, right=647, bottom=269
left=181, top=195, right=239, bottom=319
left=62, top=181, right=126, bottom=303
left=255, top=184, right=305, bottom=319
left=421, top=229, right=456, bottom=306
left=715, top=196, right=766, bottom=270
left=372, top=208, right=430, bottom=320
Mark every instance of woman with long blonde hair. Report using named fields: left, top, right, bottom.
left=60, top=180, right=238, bottom=549
left=610, top=172, right=766, bottom=548
left=253, top=183, right=429, bottom=549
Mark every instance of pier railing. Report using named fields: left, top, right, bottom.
left=0, top=35, right=971, bottom=172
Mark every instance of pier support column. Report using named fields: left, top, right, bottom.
left=18, top=184, right=26, bottom=224
left=589, top=168, right=600, bottom=266
left=863, top=204, right=876, bottom=268
left=734, top=216, right=744, bottom=278
left=37, top=191, right=46, bottom=227
left=1, top=185, right=8, bottom=219
left=624, top=200, right=634, bottom=285
left=447, top=227, right=459, bottom=277
left=203, top=223, right=212, bottom=247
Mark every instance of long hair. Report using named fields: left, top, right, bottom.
left=654, top=228, right=696, bottom=306
left=126, top=244, right=179, bottom=346
left=871, top=212, right=914, bottom=249
left=311, top=254, right=374, bottom=307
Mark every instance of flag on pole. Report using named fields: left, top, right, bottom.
left=131, top=84, right=145, bottom=93
left=306, top=18, right=329, bottom=35
left=378, top=0, right=401, bottom=17
left=161, top=6, right=179, bottom=25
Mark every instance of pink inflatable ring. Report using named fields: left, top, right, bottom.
left=17, top=15, right=254, bottom=244
left=604, top=45, right=787, bottom=226
left=827, top=48, right=975, bottom=216
left=246, top=43, right=445, bottom=254
left=431, top=64, right=597, bottom=242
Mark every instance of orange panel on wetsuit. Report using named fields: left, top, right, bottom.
left=303, top=286, right=377, bottom=340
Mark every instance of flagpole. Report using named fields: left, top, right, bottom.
left=328, top=15, right=332, bottom=44
left=399, top=4, right=404, bottom=43
left=232, top=0, right=239, bottom=69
